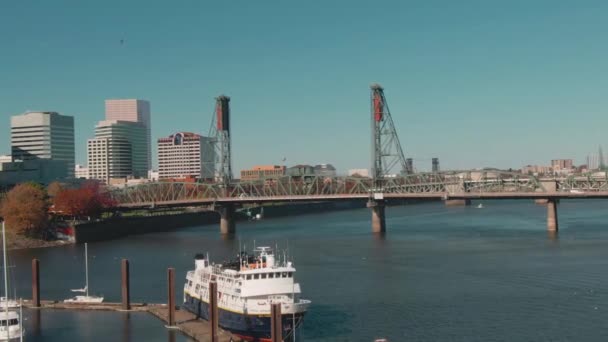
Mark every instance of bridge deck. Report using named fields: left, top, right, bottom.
left=116, top=191, right=608, bottom=209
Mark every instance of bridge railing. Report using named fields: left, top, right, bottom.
left=559, top=173, right=608, bottom=192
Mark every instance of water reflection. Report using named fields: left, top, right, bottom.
left=168, top=330, right=177, bottom=342
left=547, top=230, right=559, bottom=243
left=122, top=313, right=131, bottom=342
left=31, top=309, right=41, bottom=337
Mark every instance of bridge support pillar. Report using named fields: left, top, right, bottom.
left=218, top=204, right=236, bottom=235
left=547, top=198, right=558, bottom=232
left=367, top=200, right=386, bottom=233
left=445, top=199, right=471, bottom=206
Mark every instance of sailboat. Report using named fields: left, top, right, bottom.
left=0, top=221, right=23, bottom=341
left=64, top=243, right=104, bottom=303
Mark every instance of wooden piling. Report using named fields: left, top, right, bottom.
left=32, top=259, right=40, bottom=307
left=271, top=303, right=282, bottom=342
left=167, top=268, right=175, bottom=327
left=121, top=259, right=130, bottom=310
left=209, top=281, right=218, bottom=342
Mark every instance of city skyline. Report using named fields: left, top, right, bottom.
left=2, top=1, right=608, bottom=173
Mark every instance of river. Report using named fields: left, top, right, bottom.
left=8, top=199, right=608, bottom=341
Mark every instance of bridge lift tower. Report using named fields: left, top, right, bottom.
left=206, top=95, right=236, bottom=234
left=369, top=83, right=408, bottom=233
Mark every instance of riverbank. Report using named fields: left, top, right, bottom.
left=7, top=235, right=72, bottom=250
left=75, top=200, right=368, bottom=243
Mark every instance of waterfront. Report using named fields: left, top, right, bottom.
left=7, top=200, right=608, bottom=341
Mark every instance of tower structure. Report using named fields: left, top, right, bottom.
left=369, top=83, right=407, bottom=234
left=370, top=83, right=407, bottom=188
left=205, top=95, right=233, bottom=186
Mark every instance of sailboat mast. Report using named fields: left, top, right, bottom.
left=2, top=222, right=9, bottom=338
left=85, top=243, right=89, bottom=297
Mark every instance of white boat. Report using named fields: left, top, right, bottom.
left=477, top=203, right=484, bottom=209
left=0, top=222, right=23, bottom=341
left=0, top=298, right=18, bottom=310
left=64, top=243, right=104, bottom=303
left=183, top=246, right=311, bottom=341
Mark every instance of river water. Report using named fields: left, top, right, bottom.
left=8, top=200, right=608, bottom=341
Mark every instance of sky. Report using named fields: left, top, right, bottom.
left=2, top=0, right=608, bottom=174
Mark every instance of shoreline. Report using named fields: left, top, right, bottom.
left=8, top=238, right=73, bottom=251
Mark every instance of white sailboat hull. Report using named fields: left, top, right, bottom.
left=64, top=296, right=104, bottom=304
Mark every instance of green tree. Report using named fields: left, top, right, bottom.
left=0, top=183, right=48, bottom=236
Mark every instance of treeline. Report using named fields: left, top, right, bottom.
left=0, top=181, right=115, bottom=237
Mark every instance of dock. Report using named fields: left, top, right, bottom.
left=25, top=259, right=288, bottom=342
left=22, top=300, right=239, bottom=342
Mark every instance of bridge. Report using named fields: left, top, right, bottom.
left=110, top=84, right=608, bottom=235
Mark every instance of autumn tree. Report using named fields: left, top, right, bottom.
left=0, top=183, right=48, bottom=236
left=47, top=181, right=64, bottom=198
left=53, top=181, right=115, bottom=219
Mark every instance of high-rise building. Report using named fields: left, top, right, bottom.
left=87, top=120, right=146, bottom=183
left=157, top=132, right=215, bottom=180
left=10, top=111, right=75, bottom=177
left=87, top=137, right=132, bottom=182
left=105, top=99, right=151, bottom=170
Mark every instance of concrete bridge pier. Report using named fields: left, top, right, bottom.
left=547, top=198, right=558, bottom=232
left=445, top=199, right=471, bottom=206
left=367, top=200, right=386, bottom=233
left=218, top=204, right=236, bottom=235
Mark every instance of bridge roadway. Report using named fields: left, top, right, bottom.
left=116, top=191, right=608, bottom=209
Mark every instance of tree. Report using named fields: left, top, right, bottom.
left=47, top=181, right=64, bottom=198
left=53, top=181, right=115, bottom=219
left=0, top=183, right=48, bottom=236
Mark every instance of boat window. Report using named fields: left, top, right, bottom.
left=188, top=281, right=192, bottom=287
left=261, top=273, right=267, bottom=279
left=246, top=275, right=252, bottom=280
left=282, top=272, right=287, bottom=278
left=254, top=274, right=260, bottom=280
left=275, top=272, right=280, bottom=278
left=288, top=272, right=293, bottom=278
left=0, top=319, right=18, bottom=326
left=269, top=273, right=274, bottom=278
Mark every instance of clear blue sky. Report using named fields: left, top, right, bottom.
left=2, top=1, right=608, bottom=173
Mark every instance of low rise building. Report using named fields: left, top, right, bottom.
left=348, top=169, right=369, bottom=177
left=240, top=165, right=286, bottom=181
left=521, top=165, right=552, bottom=175
left=75, top=164, right=89, bottom=179
left=314, top=164, right=337, bottom=177
left=551, top=159, right=573, bottom=171
left=287, top=165, right=315, bottom=177
left=0, top=159, right=68, bottom=186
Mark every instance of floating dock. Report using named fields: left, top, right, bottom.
left=22, top=300, right=238, bottom=342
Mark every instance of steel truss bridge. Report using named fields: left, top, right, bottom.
left=111, top=171, right=608, bottom=209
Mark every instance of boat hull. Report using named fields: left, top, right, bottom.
left=183, top=293, right=304, bottom=341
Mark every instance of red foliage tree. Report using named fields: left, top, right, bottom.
left=53, top=181, right=115, bottom=219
